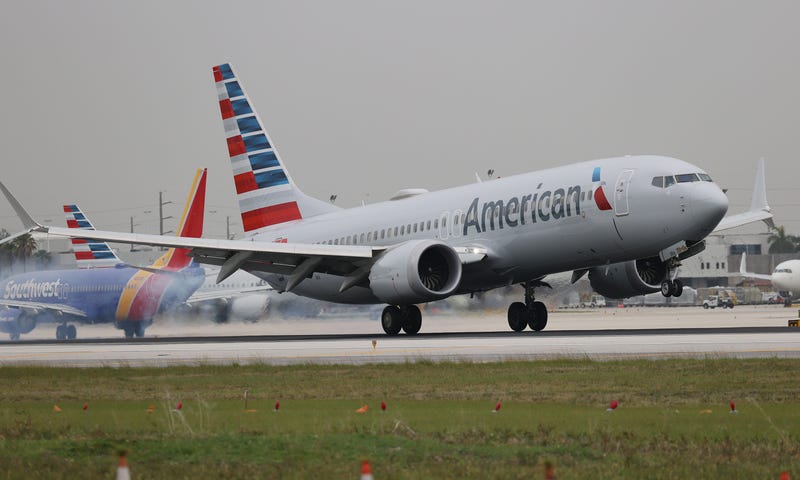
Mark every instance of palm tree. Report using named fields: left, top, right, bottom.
left=32, top=249, right=52, bottom=269
left=8, top=233, right=38, bottom=272
left=768, top=226, right=798, bottom=254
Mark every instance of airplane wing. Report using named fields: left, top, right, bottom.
left=0, top=299, right=87, bottom=317
left=738, top=252, right=773, bottom=281
left=713, top=158, right=774, bottom=232
left=185, top=285, right=272, bottom=305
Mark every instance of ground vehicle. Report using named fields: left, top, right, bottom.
left=702, top=295, right=734, bottom=309
left=581, top=294, right=607, bottom=308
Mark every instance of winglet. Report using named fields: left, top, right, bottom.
left=750, top=158, right=771, bottom=219
left=713, top=158, right=774, bottom=232
left=0, top=181, right=45, bottom=241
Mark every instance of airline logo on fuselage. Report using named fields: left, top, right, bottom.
left=3, top=279, right=68, bottom=301
left=463, top=167, right=611, bottom=235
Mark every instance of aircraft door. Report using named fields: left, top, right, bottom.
left=439, top=212, right=450, bottom=240
left=614, top=170, right=635, bottom=217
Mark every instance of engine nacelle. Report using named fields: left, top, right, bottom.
left=228, top=294, right=270, bottom=321
left=588, top=256, right=667, bottom=299
left=369, top=239, right=462, bottom=305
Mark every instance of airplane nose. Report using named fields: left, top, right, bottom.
left=692, top=184, right=728, bottom=229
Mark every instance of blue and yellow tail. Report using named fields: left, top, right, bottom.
left=212, top=63, right=337, bottom=236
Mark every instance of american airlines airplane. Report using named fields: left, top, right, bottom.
left=0, top=169, right=207, bottom=340
left=739, top=252, right=800, bottom=303
left=0, top=63, right=773, bottom=336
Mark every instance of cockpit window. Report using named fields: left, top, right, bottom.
left=664, top=176, right=676, bottom=187
left=698, top=173, right=713, bottom=182
left=675, top=173, right=699, bottom=183
left=651, top=176, right=664, bottom=188
left=776, top=268, right=792, bottom=274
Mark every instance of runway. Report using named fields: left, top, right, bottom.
left=1, top=305, right=799, bottom=366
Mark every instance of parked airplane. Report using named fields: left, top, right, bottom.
left=0, top=169, right=208, bottom=340
left=64, top=205, right=271, bottom=323
left=0, top=63, right=773, bottom=336
left=739, top=252, right=800, bottom=303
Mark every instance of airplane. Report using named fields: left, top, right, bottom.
left=64, top=204, right=271, bottom=323
left=739, top=251, right=800, bottom=304
left=0, top=169, right=208, bottom=340
left=0, top=63, right=774, bottom=336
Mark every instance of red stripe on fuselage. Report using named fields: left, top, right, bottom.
left=126, top=273, right=171, bottom=320
left=241, top=202, right=302, bottom=231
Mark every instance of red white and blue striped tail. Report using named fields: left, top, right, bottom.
left=212, top=63, right=337, bottom=237
left=63, top=205, right=123, bottom=269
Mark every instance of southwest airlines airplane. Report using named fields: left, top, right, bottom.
left=0, top=63, right=773, bottom=336
left=64, top=204, right=271, bottom=322
left=0, top=169, right=207, bottom=340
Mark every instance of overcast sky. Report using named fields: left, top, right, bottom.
left=0, top=1, right=797, bottom=241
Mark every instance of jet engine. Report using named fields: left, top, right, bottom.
left=588, top=256, right=667, bottom=299
left=369, top=239, right=462, bottom=305
left=228, top=294, right=270, bottom=321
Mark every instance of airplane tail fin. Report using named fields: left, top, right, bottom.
left=212, top=63, right=338, bottom=236
left=149, top=168, right=207, bottom=271
left=63, top=204, right=123, bottom=268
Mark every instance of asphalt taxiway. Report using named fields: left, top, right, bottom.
left=1, top=305, right=798, bottom=366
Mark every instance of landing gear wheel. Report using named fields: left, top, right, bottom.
left=661, top=280, right=676, bottom=297
left=9, top=333, right=20, bottom=341
left=123, top=326, right=135, bottom=338
left=401, top=306, right=422, bottom=335
left=66, top=324, right=77, bottom=340
left=381, top=306, right=403, bottom=335
left=133, top=323, right=145, bottom=338
left=672, top=279, right=683, bottom=298
left=507, top=302, right=528, bottom=332
left=529, top=301, right=548, bottom=331
left=56, top=324, right=66, bottom=340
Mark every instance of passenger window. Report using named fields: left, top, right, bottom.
left=664, top=176, right=676, bottom=187
left=651, top=176, right=664, bottom=188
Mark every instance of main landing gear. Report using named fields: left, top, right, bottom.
left=381, top=305, right=422, bottom=335
left=507, top=281, right=548, bottom=332
left=55, top=323, right=77, bottom=341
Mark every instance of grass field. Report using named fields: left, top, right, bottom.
left=1, top=358, right=799, bottom=478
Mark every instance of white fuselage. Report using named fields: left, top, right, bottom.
left=772, top=260, right=800, bottom=294
left=242, top=155, right=727, bottom=303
